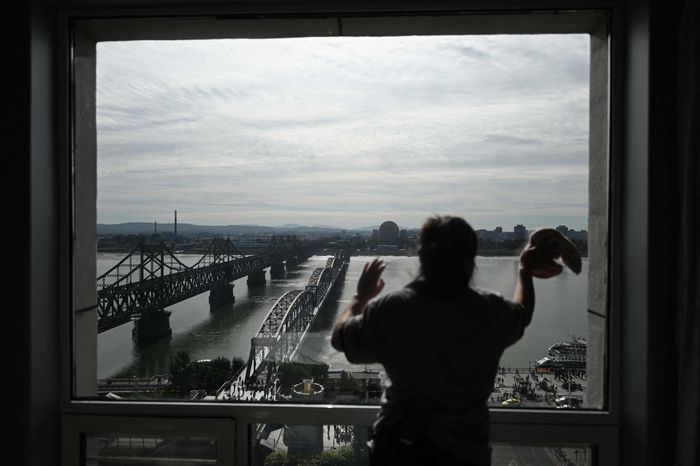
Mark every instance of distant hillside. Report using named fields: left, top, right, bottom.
left=96, top=222, right=346, bottom=236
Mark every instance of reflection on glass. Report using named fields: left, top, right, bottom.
left=84, top=434, right=218, bottom=465
left=250, top=425, right=592, bottom=466
left=492, top=444, right=592, bottom=466
left=251, top=424, right=371, bottom=466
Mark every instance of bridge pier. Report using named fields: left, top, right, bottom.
left=209, top=281, right=235, bottom=310
left=132, top=310, right=172, bottom=347
left=270, top=262, right=286, bottom=279
left=247, top=270, right=266, bottom=287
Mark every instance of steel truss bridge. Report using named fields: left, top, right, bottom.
left=96, top=236, right=324, bottom=333
left=244, top=253, right=348, bottom=384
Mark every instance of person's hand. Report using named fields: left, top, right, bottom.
left=520, top=242, right=563, bottom=278
left=521, top=228, right=582, bottom=278
left=356, top=258, right=386, bottom=303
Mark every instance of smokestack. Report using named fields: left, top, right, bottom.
left=174, top=210, right=178, bottom=237
left=154, top=220, right=157, bottom=234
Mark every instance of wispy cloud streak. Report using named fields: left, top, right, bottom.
left=97, top=34, right=590, bottom=230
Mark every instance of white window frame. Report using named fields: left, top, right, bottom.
left=60, top=6, right=622, bottom=465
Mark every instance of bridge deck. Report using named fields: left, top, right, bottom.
left=96, top=238, right=324, bottom=333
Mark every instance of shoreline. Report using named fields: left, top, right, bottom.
left=97, top=248, right=587, bottom=258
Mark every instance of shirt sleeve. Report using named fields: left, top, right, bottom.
left=487, top=292, right=534, bottom=347
left=340, top=296, right=388, bottom=364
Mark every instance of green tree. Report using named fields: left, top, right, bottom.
left=231, top=356, right=246, bottom=375
left=263, top=450, right=288, bottom=466
left=169, top=350, right=193, bottom=395
left=204, top=356, right=233, bottom=393
left=313, top=447, right=355, bottom=466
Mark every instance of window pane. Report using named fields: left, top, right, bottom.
left=84, top=434, right=218, bottom=465
left=250, top=424, right=593, bottom=466
left=250, top=424, right=371, bottom=466
left=492, top=444, right=593, bottom=466
left=82, top=32, right=601, bottom=409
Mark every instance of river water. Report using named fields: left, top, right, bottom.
left=97, top=254, right=587, bottom=380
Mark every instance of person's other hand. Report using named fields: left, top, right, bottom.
left=520, top=242, right=563, bottom=278
left=356, top=258, right=386, bottom=302
left=521, top=228, right=582, bottom=278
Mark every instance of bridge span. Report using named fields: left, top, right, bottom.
left=96, top=236, right=325, bottom=345
left=218, top=253, right=348, bottom=398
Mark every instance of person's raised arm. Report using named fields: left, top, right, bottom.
left=331, top=258, right=385, bottom=353
left=515, top=231, right=567, bottom=314
left=514, top=245, right=535, bottom=314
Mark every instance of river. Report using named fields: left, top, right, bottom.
left=97, top=254, right=587, bottom=380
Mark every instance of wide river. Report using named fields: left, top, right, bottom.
left=97, top=254, right=587, bottom=380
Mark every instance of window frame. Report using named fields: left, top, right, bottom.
left=62, top=415, right=237, bottom=465
left=59, top=5, right=622, bottom=465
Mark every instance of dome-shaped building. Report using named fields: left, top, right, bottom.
left=378, top=221, right=400, bottom=242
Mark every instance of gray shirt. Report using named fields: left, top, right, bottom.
left=341, top=285, right=532, bottom=463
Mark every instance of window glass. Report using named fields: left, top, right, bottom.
left=84, top=434, right=219, bottom=465
left=249, top=424, right=593, bottom=466
left=92, top=34, right=594, bottom=408
left=250, top=424, right=371, bottom=466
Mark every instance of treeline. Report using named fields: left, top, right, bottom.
left=169, top=350, right=245, bottom=396
left=98, top=233, right=178, bottom=250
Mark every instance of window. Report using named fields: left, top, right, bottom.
left=66, top=9, right=614, bottom=464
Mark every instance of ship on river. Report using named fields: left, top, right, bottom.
left=536, top=335, right=586, bottom=370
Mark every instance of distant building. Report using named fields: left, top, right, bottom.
left=400, top=229, right=408, bottom=240
left=371, top=229, right=379, bottom=241
left=555, top=225, right=588, bottom=242
left=378, top=221, right=400, bottom=242
left=574, top=230, right=588, bottom=241
left=566, top=229, right=588, bottom=241
left=514, top=224, right=528, bottom=241
left=476, top=227, right=507, bottom=242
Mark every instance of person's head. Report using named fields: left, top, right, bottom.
left=416, top=215, right=478, bottom=290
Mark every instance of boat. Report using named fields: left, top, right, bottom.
left=536, top=335, right=586, bottom=370
left=547, top=336, right=587, bottom=357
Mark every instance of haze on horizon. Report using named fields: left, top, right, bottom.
left=97, top=34, right=590, bottom=231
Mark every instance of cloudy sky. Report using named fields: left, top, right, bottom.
left=97, top=34, right=589, bottom=230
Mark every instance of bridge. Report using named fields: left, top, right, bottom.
left=217, top=253, right=348, bottom=400
left=96, top=236, right=325, bottom=345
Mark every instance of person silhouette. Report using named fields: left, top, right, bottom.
left=331, top=215, right=579, bottom=466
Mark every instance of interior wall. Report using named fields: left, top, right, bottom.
left=26, top=1, right=61, bottom=465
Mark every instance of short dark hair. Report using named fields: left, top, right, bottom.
left=415, top=215, right=478, bottom=293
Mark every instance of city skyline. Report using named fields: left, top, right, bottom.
left=98, top=218, right=588, bottom=235
left=97, top=34, right=590, bottom=231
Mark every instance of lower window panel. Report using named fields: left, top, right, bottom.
left=250, top=423, right=593, bottom=466
left=84, top=434, right=218, bottom=465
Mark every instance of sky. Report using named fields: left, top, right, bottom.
left=96, top=34, right=590, bottom=231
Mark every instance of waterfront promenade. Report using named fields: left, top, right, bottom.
left=212, top=365, right=588, bottom=409
left=489, top=366, right=587, bottom=408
